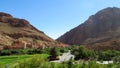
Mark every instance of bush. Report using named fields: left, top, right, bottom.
left=59, top=47, right=69, bottom=53
left=0, top=50, right=11, bottom=56
left=48, top=47, right=60, bottom=61
left=98, top=50, right=120, bottom=61
left=71, top=46, right=97, bottom=60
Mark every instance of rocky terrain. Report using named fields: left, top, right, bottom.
left=0, top=12, right=66, bottom=49
left=57, top=7, right=120, bottom=50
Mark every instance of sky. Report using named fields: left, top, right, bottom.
left=0, top=0, right=120, bottom=39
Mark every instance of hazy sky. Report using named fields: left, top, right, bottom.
left=0, top=0, right=120, bottom=39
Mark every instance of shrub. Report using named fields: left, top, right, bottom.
left=72, top=46, right=97, bottom=60
left=0, top=50, right=11, bottom=56
left=48, top=47, right=60, bottom=61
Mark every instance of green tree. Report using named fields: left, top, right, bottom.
left=50, top=47, right=59, bottom=58
left=49, top=47, right=59, bottom=61
left=72, top=46, right=97, bottom=60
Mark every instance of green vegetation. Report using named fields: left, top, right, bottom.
left=0, top=55, right=33, bottom=65
left=0, top=54, right=49, bottom=68
left=0, top=48, right=42, bottom=56
left=1, top=55, right=120, bottom=68
left=71, top=45, right=120, bottom=61
left=0, top=47, right=69, bottom=65
left=1, top=46, right=120, bottom=68
left=49, top=47, right=59, bottom=60
left=0, top=47, right=69, bottom=56
left=97, top=50, right=120, bottom=61
left=71, top=46, right=97, bottom=60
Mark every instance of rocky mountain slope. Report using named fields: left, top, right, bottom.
left=57, top=7, right=120, bottom=50
left=0, top=12, right=65, bottom=49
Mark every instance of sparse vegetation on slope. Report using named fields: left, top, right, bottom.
left=0, top=12, right=67, bottom=49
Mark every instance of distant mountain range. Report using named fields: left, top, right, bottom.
left=0, top=12, right=65, bottom=49
left=57, top=7, right=120, bottom=50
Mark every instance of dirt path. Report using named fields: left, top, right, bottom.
left=51, top=50, right=74, bottom=63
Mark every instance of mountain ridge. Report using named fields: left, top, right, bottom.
left=57, top=7, right=120, bottom=48
left=0, top=12, right=66, bottom=49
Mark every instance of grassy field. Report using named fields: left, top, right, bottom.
left=0, top=54, right=49, bottom=66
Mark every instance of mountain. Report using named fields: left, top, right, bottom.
left=57, top=7, right=120, bottom=50
left=0, top=12, right=65, bottom=49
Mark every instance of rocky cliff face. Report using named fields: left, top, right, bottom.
left=0, top=12, right=66, bottom=49
left=57, top=7, right=120, bottom=47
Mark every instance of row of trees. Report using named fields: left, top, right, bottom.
left=71, top=45, right=120, bottom=62
left=0, top=47, right=69, bottom=56
left=0, top=48, right=43, bottom=56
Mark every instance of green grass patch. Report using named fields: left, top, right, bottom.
left=0, top=54, right=49, bottom=66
